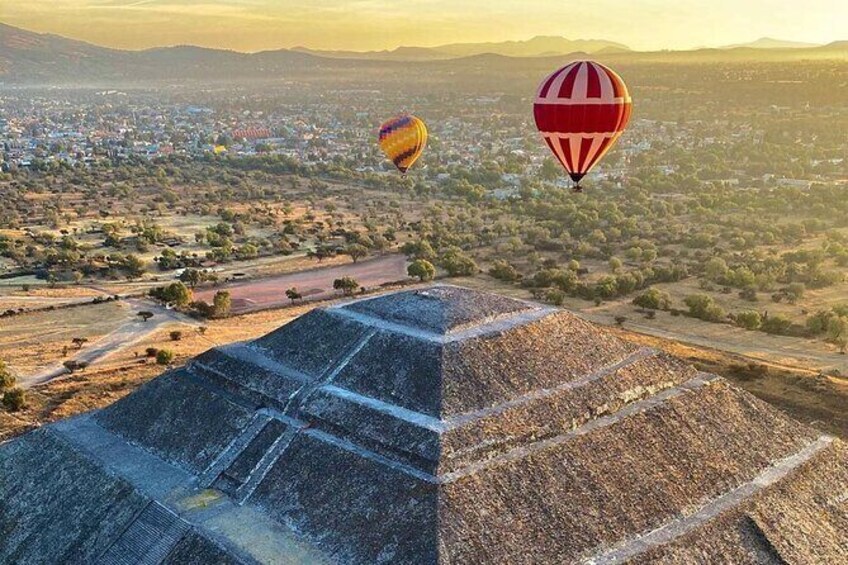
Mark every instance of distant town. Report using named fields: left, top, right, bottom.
left=2, top=83, right=844, bottom=194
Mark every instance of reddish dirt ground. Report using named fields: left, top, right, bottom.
left=195, top=254, right=409, bottom=312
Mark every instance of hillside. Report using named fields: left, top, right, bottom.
left=722, top=37, right=821, bottom=49
left=1, top=23, right=847, bottom=85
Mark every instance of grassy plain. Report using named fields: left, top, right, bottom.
left=0, top=301, right=131, bottom=375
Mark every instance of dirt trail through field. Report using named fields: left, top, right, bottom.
left=194, top=254, right=408, bottom=313
left=20, top=299, right=196, bottom=388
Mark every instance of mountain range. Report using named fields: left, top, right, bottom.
left=721, top=37, right=822, bottom=49
left=0, top=23, right=846, bottom=85
left=293, top=36, right=631, bottom=61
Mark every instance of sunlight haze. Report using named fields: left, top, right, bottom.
left=1, top=0, right=845, bottom=52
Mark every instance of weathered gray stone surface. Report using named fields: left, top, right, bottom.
left=331, top=330, right=444, bottom=415
left=249, top=432, right=439, bottom=564
left=191, top=345, right=307, bottom=410
left=341, top=285, right=536, bottom=334
left=161, top=532, right=244, bottom=565
left=253, top=308, right=372, bottom=376
left=0, top=429, right=148, bottom=564
left=1, top=285, right=846, bottom=564
left=96, top=502, right=189, bottom=565
left=97, top=369, right=254, bottom=474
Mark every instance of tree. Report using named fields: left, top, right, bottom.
left=0, top=360, right=15, bottom=391
left=545, top=288, right=567, bottom=306
left=400, top=240, right=436, bottom=261
left=285, top=287, right=303, bottom=303
left=609, top=257, right=623, bottom=273
left=533, top=268, right=577, bottom=292
left=761, top=314, right=793, bottom=335
left=149, top=282, right=192, bottom=307
left=213, top=290, right=232, bottom=318
left=72, top=337, right=88, bottom=350
left=169, top=330, right=183, bottom=341
left=704, top=257, right=729, bottom=283
left=786, top=282, right=805, bottom=304
left=827, top=316, right=848, bottom=354
left=594, top=276, right=619, bottom=299
left=137, top=311, right=154, bottom=322
left=408, top=259, right=436, bottom=282
left=308, top=245, right=337, bottom=262
left=156, top=349, right=175, bottom=365
left=735, top=310, right=762, bottom=330
left=684, top=294, right=726, bottom=322
left=2, top=388, right=26, bottom=412
left=344, top=243, right=368, bottom=264
left=633, top=288, right=672, bottom=310
left=440, top=248, right=478, bottom=277
left=729, top=267, right=756, bottom=289
left=614, top=316, right=628, bottom=326
left=333, top=276, right=360, bottom=296
left=179, top=268, right=204, bottom=288
left=123, top=254, right=147, bottom=278
left=488, top=260, right=521, bottom=282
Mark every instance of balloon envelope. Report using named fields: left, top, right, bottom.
left=533, top=61, right=632, bottom=187
left=378, top=115, right=428, bottom=174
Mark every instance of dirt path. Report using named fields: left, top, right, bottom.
left=194, top=254, right=409, bottom=313
left=20, top=299, right=197, bottom=388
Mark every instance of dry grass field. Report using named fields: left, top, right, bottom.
left=0, top=285, right=110, bottom=311
left=0, top=301, right=131, bottom=375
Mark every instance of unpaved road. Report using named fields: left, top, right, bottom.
left=21, top=299, right=197, bottom=388
left=195, top=254, right=409, bottom=313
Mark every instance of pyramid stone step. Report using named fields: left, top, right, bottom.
left=197, top=412, right=273, bottom=487
left=223, top=419, right=289, bottom=484
left=97, top=502, right=189, bottom=565
left=235, top=426, right=299, bottom=504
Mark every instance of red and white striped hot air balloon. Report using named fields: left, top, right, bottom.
left=533, top=60, right=632, bottom=191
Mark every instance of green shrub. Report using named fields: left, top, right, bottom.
left=156, top=349, right=175, bottom=365
left=735, top=310, right=762, bottom=330
left=2, top=388, right=26, bottom=412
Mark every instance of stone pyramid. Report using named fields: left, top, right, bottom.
left=1, top=285, right=846, bottom=564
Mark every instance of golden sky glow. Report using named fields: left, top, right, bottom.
left=1, top=0, right=845, bottom=52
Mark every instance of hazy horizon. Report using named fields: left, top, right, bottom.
left=1, top=0, right=845, bottom=53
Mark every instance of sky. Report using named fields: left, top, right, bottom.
left=1, top=0, right=845, bottom=52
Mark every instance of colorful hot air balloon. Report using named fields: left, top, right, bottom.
left=533, top=61, right=632, bottom=191
left=378, top=115, right=427, bottom=176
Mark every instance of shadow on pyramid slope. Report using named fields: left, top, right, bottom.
left=2, top=285, right=847, bottom=564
